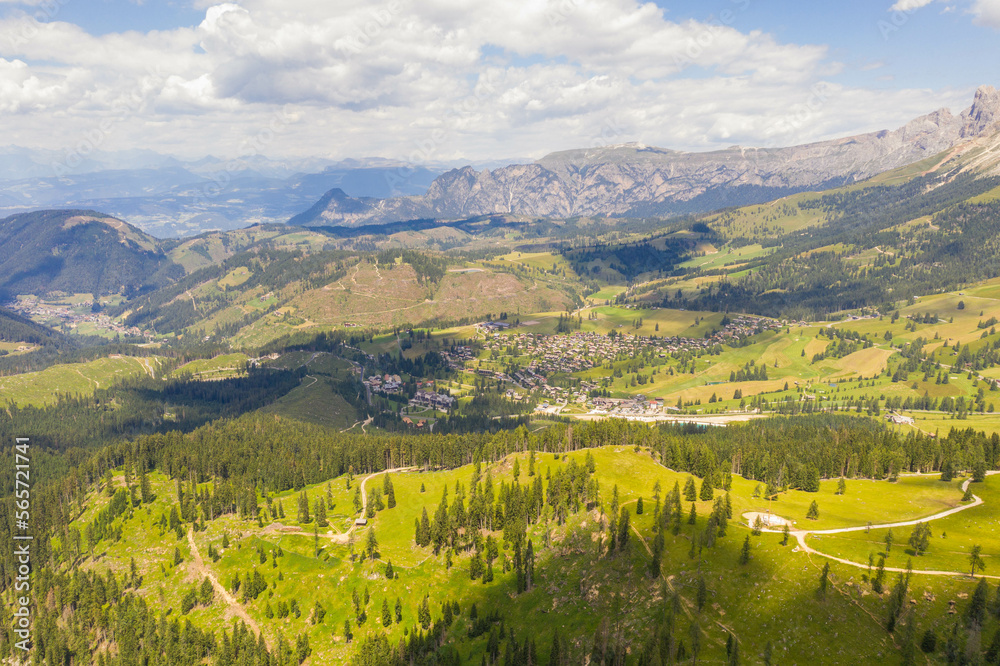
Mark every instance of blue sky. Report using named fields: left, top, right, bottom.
left=654, top=0, right=998, bottom=91
left=0, top=0, right=996, bottom=163
left=46, top=1, right=203, bottom=35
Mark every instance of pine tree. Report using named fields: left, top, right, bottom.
left=298, top=490, right=310, bottom=523
left=649, top=530, right=664, bottom=579
left=394, top=597, right=403, bottom=623
left=140, top=468, right=153, bottom=504
left=699, top=477, right=714, bottom=501
left=418, top=595, right=431, bottom=629
left=684, top=476, right=697, bottom=502
left=688, top=502, right=697, bottom=525
left=470, top=551, right=483, bottom=580
left=806, top=500, right=819, bottom=520
left=366, top=528, right=379, bottom=561
left=526, top=539, right=535, bottom=590
left=908, top=522, right=931, bottom=556
left=873, top=555, right=886, bottom=593
left=312, top=600, right=326, bottom=625
left=818, top=562, right=830, bottom=599
left=636, top=496, right=644, bottom=515
left=727, top=632, right=740, bottom=666
left=696, top=576, right=708, bottom=611
left=966, top=576, right=990, bottom=631
left=617, top=508, right=630, bottom=549
left=314, top=498, right=327, bottom=528
left=382, top=598, right=392, bottom=627
left=385, top=475, right=396, bottom=509
left=739, top=535, right=751, bottom=565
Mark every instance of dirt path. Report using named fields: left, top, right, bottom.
left=323, top=467, right=416, bottom=544
left=73, top=368, right=98, bottom=388
left=187, top=528, right=267, bottom=644
left=765, top=473, right=1000, bottom=579
left=133, top=356, right=156, bottom=378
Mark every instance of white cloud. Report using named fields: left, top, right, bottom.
left=971, top=0, right=1000, bottom=26
left=889, top=0, right=1000, bottom=28
left=889, top=0, right=936, bottom=10
left=0, top=0, right=982, bottom=165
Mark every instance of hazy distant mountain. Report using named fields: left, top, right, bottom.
left=0, top=152, right=445, bottom=238
left=293, top=85, right=1000, bottom=227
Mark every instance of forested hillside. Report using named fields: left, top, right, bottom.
left=0, top=210, right=183, bottom=299
left=4, top=413, right=1000, bottom=664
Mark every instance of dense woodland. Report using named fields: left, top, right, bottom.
left=0, top=210, right=183, bottom=300
left=652, top=175, right=1000, bottom=317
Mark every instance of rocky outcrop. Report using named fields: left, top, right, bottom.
left=296, top=86, right=1000, bottom=227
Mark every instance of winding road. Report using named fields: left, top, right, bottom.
left=758, top=472, right=1000, bottom=579
left=320, top=466, right=415, bottom=545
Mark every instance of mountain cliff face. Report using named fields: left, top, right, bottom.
left=295, top=86, right=1000, bottom=227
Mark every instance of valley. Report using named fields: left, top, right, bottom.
left=6, top=87, right=1000, bottom=666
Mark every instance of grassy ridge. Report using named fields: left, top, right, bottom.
left=67, top=445, right=997, bottom=663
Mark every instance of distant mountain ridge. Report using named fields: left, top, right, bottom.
left=0, top=153, right=446, bottom=238
left=293, top=85, right=1000, bottom=227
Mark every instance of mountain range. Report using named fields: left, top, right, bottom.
left=292, top=85, right=1000, bottom=227
left=0, top=152, right=446, bottom=238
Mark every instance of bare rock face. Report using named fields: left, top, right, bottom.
left=297, top=86, right=1000, bottom=227
left=963, top=85, right=1000, bottom=137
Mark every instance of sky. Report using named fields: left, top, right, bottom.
left=0, top=0, right=997, bottom=169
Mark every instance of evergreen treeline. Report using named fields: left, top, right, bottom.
left=7, top=412, right=998, bottom=595
left=663, top=174, right=1000, bottom=317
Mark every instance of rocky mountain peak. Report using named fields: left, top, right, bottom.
left=293, top=84, right=1000, bottom=227
left=962, top=85, right=1000, bottom=137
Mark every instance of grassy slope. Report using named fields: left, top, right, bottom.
left=0, top=355, right=162, bottom=407
left=69, top=446, right=998, bottom=664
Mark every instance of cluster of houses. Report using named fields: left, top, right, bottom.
left=478, top=315, right=782, bottom=379
left=885, top=412, right=916, bottom=426
left=476, top=321, right=511, bottom=333
left=484, top=331, right=653, bottom=376
left=365, top=373, right=404, bottom=394
left=12, top=299, right=150, bottom=338
left=440, top=345, right=476, bottom=371
left=409, top=390, right=457, bottom=411
left=590, top=396, right=673, bottom=417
